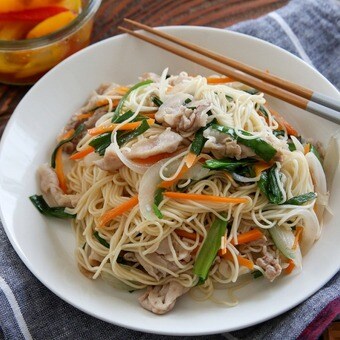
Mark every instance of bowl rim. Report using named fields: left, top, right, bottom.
left=0, top=0, right=102, bottom=50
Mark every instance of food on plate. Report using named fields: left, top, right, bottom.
left=30, top=70, right=328, bottom=315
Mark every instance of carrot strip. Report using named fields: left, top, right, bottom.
left=140, top=112, right=156, bottom=119
left=285, top=259, right=295, bottom=275
left=58, top=128, right=74, bottom=142
left=184, top=152, right=197, bottom=168
left=164, top=192, right=247, bottom=204
left=99, top=196, right=139, bottom=227
left=292, top=226, right=303, bottom=250
left=222, top=251, right=254, bottom=270
left=304, top=143, right=311, bottom=155
left=232, top=229, right=263, bottom=245
left=76, top=113, right=93, bottom=121
left=69, top=146, right=95, bottom=160
left=88, top=119, right=155, bottom=136
left=207, top=76, right=234, bottom=84
left=174, top=229, right=203, bottom=241
left=267, top=106, right=299, bottom=136
left=115, top=86, right=129, bottom=95
left=132, top=151, right=178, bottom=165
left=55, top=148, right=67, bottom=193
left=254, top=161, right=273, bottom=177
left=159, top=164, right=190, bottom=189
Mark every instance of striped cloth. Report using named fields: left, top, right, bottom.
left=0, top=0, right=339, bottom=339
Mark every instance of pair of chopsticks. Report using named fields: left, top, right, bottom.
left=119, top=19, right=340, bottom=125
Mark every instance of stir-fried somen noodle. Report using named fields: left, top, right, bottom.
left=31, top=69, right=329, bottom=315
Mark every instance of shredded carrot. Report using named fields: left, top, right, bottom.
left=115, top=86, right=129, bottom=95
left=292, top=226, right=303, bottom=250
left=159, top=164, right=190, bottom=189
left=164, top=192, right=247, bottom=204
left=231, top=229, right=263, bottom=245
left=58, top=129, right=74, bottom=142
left=207, top=76, right=234, bottom=84
left=254, top=161, right=273, bottom=177
left=285, top=259, right=295, bottom=275
left=140, top=112, right=156, bottom=119
left=99, top=196, right=139, bottom=227
left=222, top=251, right=254, bottom=270
left=267, top=106, right=299, bottom=136
left=132, top=151, right=178, bottom=165
left=55, top=148, right=68, bottom=193
left=76, top=112, right=93, bottom=121
left=88, top=119, right=155, bottom=136
left=304, top=143, right=311, bottom=155
left=174, top=229, right=203, bottom=241
left=184, top=152, right=197, bottom=169
left=69, top=146, right=95, bottom=160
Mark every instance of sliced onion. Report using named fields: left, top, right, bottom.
left=323, top=133, right=340, bottom=188
left=139, top=158, right=173, bottom=220
left=306, top=152, right=329, bottom=209
left=232, top=173, right=258, bottom=183
left=182, top=163, right=210, bottom=181
left=291, top=135, right=304, bottom=153
left=268, top=224, right=295, bottom=259
left=112, top=133, right=149, bottom=174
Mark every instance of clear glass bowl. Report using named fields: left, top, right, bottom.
left=0, top=0, right=101, bottom=85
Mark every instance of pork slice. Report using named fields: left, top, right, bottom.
left=38, top=164, right=79, bottom=208
left=135, top=253, right=171, bottom=280
left=94, top=144, right=124, bottom=172
left=203, top=127, right=255, bottom=159
left=156, top=237, right=191, bottom=263
left=256, top=251, right=282, bottom=282
left=156, top=95, right=211, bottom=133
left=125, top=129, right=183, bottom=159
left=138, top=281, right=190, bottom=315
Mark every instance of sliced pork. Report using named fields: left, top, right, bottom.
left=256, top=250, right=282, bottom=282
left=94, top=144, right=124, bottom=172
left=125, top=129, right=183, bottom=159
left=38, top=164, right=79, bottom=208
left=156, top=95, right=211, bottom=134
left=138, top=281, right=189, bottom=315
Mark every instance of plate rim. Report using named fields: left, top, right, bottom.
left=0, top=25, right=339, bottom=335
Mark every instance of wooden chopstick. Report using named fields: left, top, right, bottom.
left=124, top=19, right=340, bottom=113
left=119, top=22, right=340, bottom=124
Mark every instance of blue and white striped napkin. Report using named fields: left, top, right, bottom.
left=0, top=0, right=339, bottom=339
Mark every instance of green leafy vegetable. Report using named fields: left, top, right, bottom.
left=29, top=195, right=76, bottom=219
left=153, top=188, right=165, bottom=219
left=225, top=94, right=233, bottom=102
left=204, top=158, right=257, bottom=172
left=258, top=165, right=284, bottom=204
left=151, top=96, right=163, bottom=107
left=190, top=127, right=207, bottom=156
left=89, top=132, right=111, bottom=156
left=211, top=124, right=277, bottom=162
left=113, top=80, right=153, bottom=121
left=258, top=105, right=269, bottom=118
left=310, top=144, right=321, bottom=163
left=94, top=231, right=110, bottom=248
left=284, top=192, right=317, bottom=205
left=193, top=216, right=228, bottom=284
left=252, top=270, right=263, bottom=279
left=273, top=130, right=285, bottom=137
left=184, top=98, right=192, bottom=104
left=117, top=119, right=151, bottom=146
left=288, top=142, right=296, bottom=151
left=51, top=124, right=85, bottom=168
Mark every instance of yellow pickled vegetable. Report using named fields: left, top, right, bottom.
left=0, top=22, right=34, bottom=40
left=26, top=11, right=76, bottom=39
left=0, top=0, right=81, bottom=13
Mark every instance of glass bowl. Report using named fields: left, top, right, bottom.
left=0, top=0, right=102, bottom=85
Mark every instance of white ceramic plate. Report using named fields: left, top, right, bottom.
left=0, top=27, right=339, bottom=335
